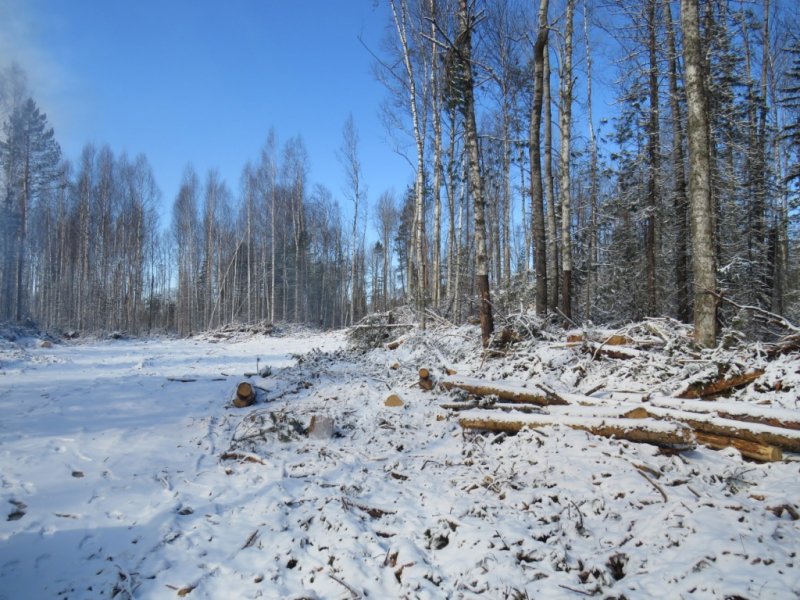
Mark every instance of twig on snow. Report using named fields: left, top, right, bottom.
left=637, top=469, right=668, bottom=503
left=328, top=573, right=361, bottom=599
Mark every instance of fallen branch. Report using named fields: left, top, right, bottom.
left=637, top=469, right=668, bottom=502
left=220, top=452, right=266, bottom=465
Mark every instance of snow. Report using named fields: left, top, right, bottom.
left=1, top=324, right=799, bottom=599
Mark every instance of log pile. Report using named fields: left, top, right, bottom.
left=421, top=367, right=799, bottom=462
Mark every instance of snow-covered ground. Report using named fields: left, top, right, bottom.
left=1, top=324, right=799, bottom=599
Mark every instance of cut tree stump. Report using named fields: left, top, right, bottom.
left=385, top=394, right=405, bottom=407
left=458, top=411, right=694, bottom=447
left=677, top=370, right=764, bottom=399
left=233, top=381, right=256, bottom=408
left=694, top=431, right=783, bottom=462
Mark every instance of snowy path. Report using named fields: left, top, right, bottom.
left=1, top=331, right=799, bottom=599
left=0, top=334, right=340, bottom=599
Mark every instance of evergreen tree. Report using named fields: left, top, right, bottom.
left=0, top=97, right=61, bottom=321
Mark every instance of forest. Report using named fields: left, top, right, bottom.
left=1, top=0, right=799, bottom=343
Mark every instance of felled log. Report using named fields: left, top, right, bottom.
left=584, top=342, right=642, bottom=360
left=647, top=397, right=800, bottom=431
left=419, top=370, right=566, bottom=406
left=386, top=338, right=405, bottom=350
left=567, top=332, right=634, bottom=346
left=646, top=406, right=800, bottom=452
left=677, top=369, right=764, bottom=399
left=694, top=431, right=782, bottom=462
left=458, top=410, right=694, bottom=447
left=766, top=333, right=800, bottom=357
left=233, top=381, right=256, bottom=408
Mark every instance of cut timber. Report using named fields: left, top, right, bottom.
left=677, top=369, right=764, bottom=399
left=647, top=397, right=800, bottom=431
left=647, top=406, right=800, bottom=452
left=385, top=394, right=404, bottom=407
left=233, top=381, right=256, bottom=408
left=694, top=431, right=782, bottom=462
left=419, top=371, right=566, bottom=406
left=419, top=368, right=434, bottom=390
left=458, top=410, right=694, bottom=447
left=585, top=342, right=642, bottom=360
left=386, top=338, right=405, bottom=350
left=549, top=405, right=650, bottom=419
left=567, top=332, right=634, bottom=346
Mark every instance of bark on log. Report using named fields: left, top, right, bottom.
left=458, top=411, right=694, bottom=447
left=567, top=333, right=634, bottom=345
left=386, top=338, right=405, bottom=350
left=647, top=397, right=800, bottom=431
left=694, top=431, right=782, bottom=462
left=584, top=342, right=642, bottom=360
left=233, top=381, right=256, bottom=408
left=647, top=406, right=800, bottom=452
left=419, top=372, right=566, bottom=406
left=677, top=370, right=764, bottom=399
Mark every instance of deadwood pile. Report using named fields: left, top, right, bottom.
left=410, top=318, right=800, bottom=463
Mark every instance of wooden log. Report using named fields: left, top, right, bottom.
left=420, top=372, right=566, bottom=406
left=458, top=411, right=694, bottom=447
left=385, top=394, right=404, bottom=407
left=694, top=431, right=782, bottom=462
left=647, top=406, right=800, bottom=452
left=647, top=397, right=800, bottom=431
left=584, top=342, right=642, bottom=360
left=419, top=368, right=434, bottom=390
left=567, top=332, right=634, bottom=346
left=233, top=381, right=256, bottom=408
left=677, top=369, right=764, bottom=399
left=386, top=338, right=405, bottom=350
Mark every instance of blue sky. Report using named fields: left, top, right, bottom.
left=1, top=0, right=411, bottom=223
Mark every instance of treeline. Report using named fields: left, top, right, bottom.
left=2, top=0, right=800, bottom=340
left=381, top=0, right=800, bottom=343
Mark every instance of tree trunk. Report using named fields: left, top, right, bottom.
left=457, top=0, right=494, bottom=347
left=664, top=0, right=690, bottom=323
left=543, top=49, right=558, bottom=312
left=559, top=0, right=574, bottom=320
left=645, top=0, right=660, bottom=316
left=530, top=0, right=550, bottom=315
left=681, top=0, right=717, bottom=347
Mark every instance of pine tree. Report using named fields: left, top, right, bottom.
left=0, top=97, right=61, bottom=321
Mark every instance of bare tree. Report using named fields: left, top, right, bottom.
left=339, top=115, right=366, bottom=325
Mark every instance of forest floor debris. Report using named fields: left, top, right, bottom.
left=0, top=315, right=798, bottom=598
